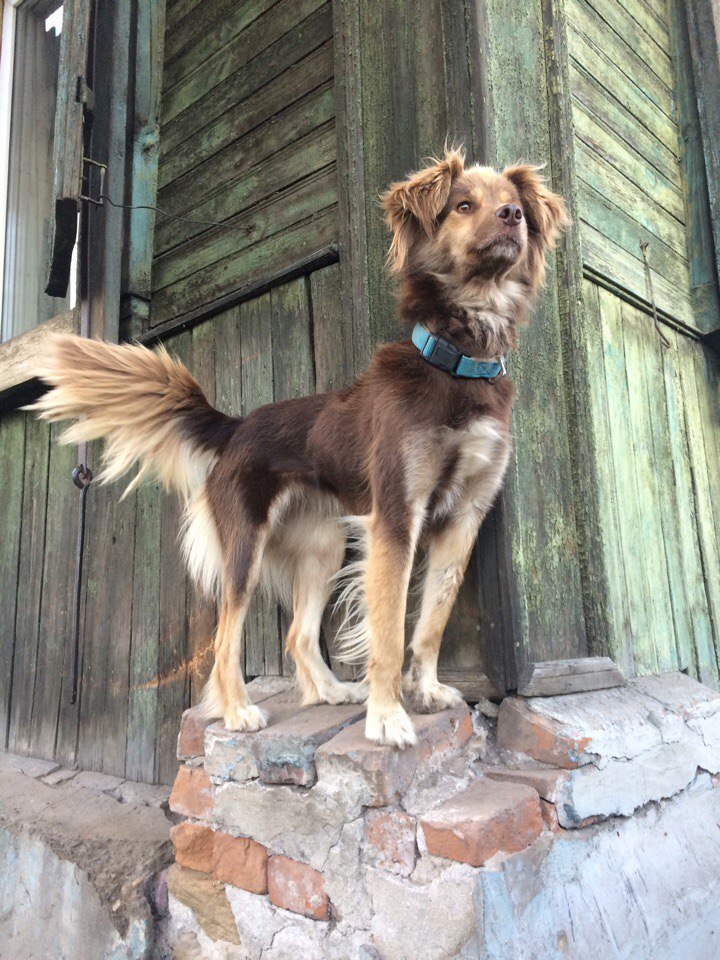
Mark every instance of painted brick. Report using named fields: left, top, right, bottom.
left=268, top=855, right=330, bottom=920
left=212, top=832, right=269, bottom=894
left=316, top=704, right=472, bottom=806
left=170, top=822, right=215, bottom=873
left=169, top=765, right=214, bottom=820
left=420, top=779, right=543, bottom=866
left=365, top=810, right=417, bottom=876
left=497, top=698, right=591, bottom=769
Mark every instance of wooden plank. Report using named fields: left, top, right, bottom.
left=28, top=424, right=78, bottom=759
left=580, top=221, right=694, bottom=326
left=616, top=0, right=669, bottom=40
left=165, top=0, right=203, bottom=33
left=581, top=0, right=674, bottom=88
left=158, top=84, right=334, bottom=225
left=187, top=320, right=218, bottom=706
left=0, top=310, right=78, bottom=402
left=76, top=466, right=137, bottom=776
left=309, top=262, right=348, bottom=394
left=567, top=26, right=677, bottom=153
left=569, top=62, right=680, bottom=184
left=567, top=0, right=674, bottom=118
left=152, top=204, right=338, bottom=327
left=436, top=670, right=501, bottom=702
left=0, top=411, right=27, bottom=745
left=238, top=293, right=280, bottom=677
left=620, top=302, right=679, bottom=672
left=658, top=329, right=717, bottom=685
left=7, top=416, right=51, bottom=754
left=577, top=180, right=691, bottom=298
left=161, top=0, right=328, bottom=130
left=598, top=287, right=655, bottom=672
left=125, top=477, right=162, bottom=782
left=573, top=104, right=684, bottom=221
left=518, top=657, right=626, bottom=696
left=154, top=330, right=192, bottom=784
left=159, top=40, right=333, bottom=191
left=155, top=121, right=336, bottom=257
left=580, top=282, right=634, bottom=673
left=163, top=0, right=279, bottom=93
left=164, top=0, right=259, bottom=66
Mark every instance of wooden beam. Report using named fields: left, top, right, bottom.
left=517, top=657, right=626, bottom=697
left=0, top=310, right=78, bottom=404
left=437, top=670, right=502, bottom=703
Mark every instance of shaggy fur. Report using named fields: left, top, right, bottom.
left=32, top=149, right=567, bottom=748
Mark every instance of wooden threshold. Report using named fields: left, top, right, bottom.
left=0, top=309, right=78, bottom=406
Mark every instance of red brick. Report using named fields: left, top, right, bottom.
left=268, top=855, right=329, bottom=920
left=170, top=822, right=214, bottom=873
left=366, top=810, right=417, bottom=876
left=169, top=765, right=214, bottom=820
left=178, top=707, right=213, bottom=760
left=483, top=764, right=567, bottom=802
left=316, top=704, right=472, bottom=806
left=212, top=832, right=268, bottom=894
left=540, top=799, right=559, bottom=832
left=420, top=779, right=543, bottom=866
left=497, top=698, right=591, bottom=769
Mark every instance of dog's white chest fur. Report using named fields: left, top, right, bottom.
left=430, top=417, right=509, bottom=523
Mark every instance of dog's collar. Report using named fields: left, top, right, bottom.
left=411, top=323, right=506, bottom=380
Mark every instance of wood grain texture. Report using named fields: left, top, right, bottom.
left=517, top=657, right=626, bottom=697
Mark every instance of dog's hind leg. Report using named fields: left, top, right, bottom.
left=285, top=521, right=367, bottom=706
left=199, top=528, right=269, bottom=732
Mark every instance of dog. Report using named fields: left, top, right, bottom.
left=32, top=148, right=567, bottom=748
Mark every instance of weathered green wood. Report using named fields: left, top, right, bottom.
left=616, top=0, right=669, bottom=39
left=28, top=425, right=78, bottom=759
left=577, top=180, right=691, bottom=296
left=568, top=1, right=674, bottom=118
left=155, top=122, right=336, bottom=257
left=309, top=262, right=348, bottom=395
left=159, top=40, right=334, bottom=191
left=481, top=0, right=588, bottom=669
left=668, top=0, right=720, bottom=335
left=567, top=24, right=677, bottom=152
left=570, top=64, right=679, bottom=184
left=126, top=477, right=162, bottom=782
left=163, top=0, right=278, bottom=94
left=156, top=170, right=336, bottom=297
left=238, top=294, right=281, bottom=677
left=573, top=105, right=685, bottom=222
left=164, top=0, right=247, bottom=66
left=152, top=205, right=338, bottom=326
left=0, top=411, right=27, bottom=745
left=620, top=301, right=677, bottom=673
left=7, top=417, right=51, bottom=755
left=597, top=288, right=652, bottom=672
left=187, top=321, right=218, bottom=707
left=74, top=459, right=136, bottom=775
left=161, top=0, right=328, bottom=131
left=165, top=0, right=203, bottom=33
left=580, top=221, right=694, bottom=325
left=127, top=0, right=166, bottom=318
left=581, top=0, right=674, bottom=88
left=154, top=331, right=192, bottom=784
left=158, top=84, right=334, bottom=224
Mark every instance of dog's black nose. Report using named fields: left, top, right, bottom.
left=495, top=203, right=523, bottom=225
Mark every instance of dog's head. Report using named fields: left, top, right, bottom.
left=382, top=149, right=568, bottom=292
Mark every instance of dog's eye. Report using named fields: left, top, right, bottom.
left=456, top=201, right=472, bottom=213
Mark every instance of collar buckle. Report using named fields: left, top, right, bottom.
left=424, top=336, right=461, bottom=374
left=488, top=356, right=506, bottom=383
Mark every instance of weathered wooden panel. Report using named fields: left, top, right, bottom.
left=151, top=0, right=337, bottom=330
left=567, top=0, right=717, bottom=332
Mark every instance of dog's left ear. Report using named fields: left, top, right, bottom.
left=503, top=164, right=569, bottom=288
left=382, top=148, right=465, bottom=273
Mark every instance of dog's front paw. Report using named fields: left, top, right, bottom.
left=403, top=672, right=464, bottom=714
left=223, top=702, right=268, bottom=732
left=365, top=703, right=417, bottom=748
left=323, top=680, right=369, bottom=705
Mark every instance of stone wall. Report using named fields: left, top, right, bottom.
left=164, top=672, right=720, bottom=960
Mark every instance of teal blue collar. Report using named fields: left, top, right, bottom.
left=411, top=323, right=506, bottom=380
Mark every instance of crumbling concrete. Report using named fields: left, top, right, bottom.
left=0, top=752, right=173, bottom=960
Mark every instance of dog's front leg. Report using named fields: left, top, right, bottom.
left=365, top=513, right=420, bottom=748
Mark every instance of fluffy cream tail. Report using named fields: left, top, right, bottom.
left=31, top=334, right=236, bottom=498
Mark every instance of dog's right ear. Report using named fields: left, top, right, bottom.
left=381, top=148, right=465, bottom=273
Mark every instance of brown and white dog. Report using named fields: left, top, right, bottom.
left=33, top=149, right=567, bottom=748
